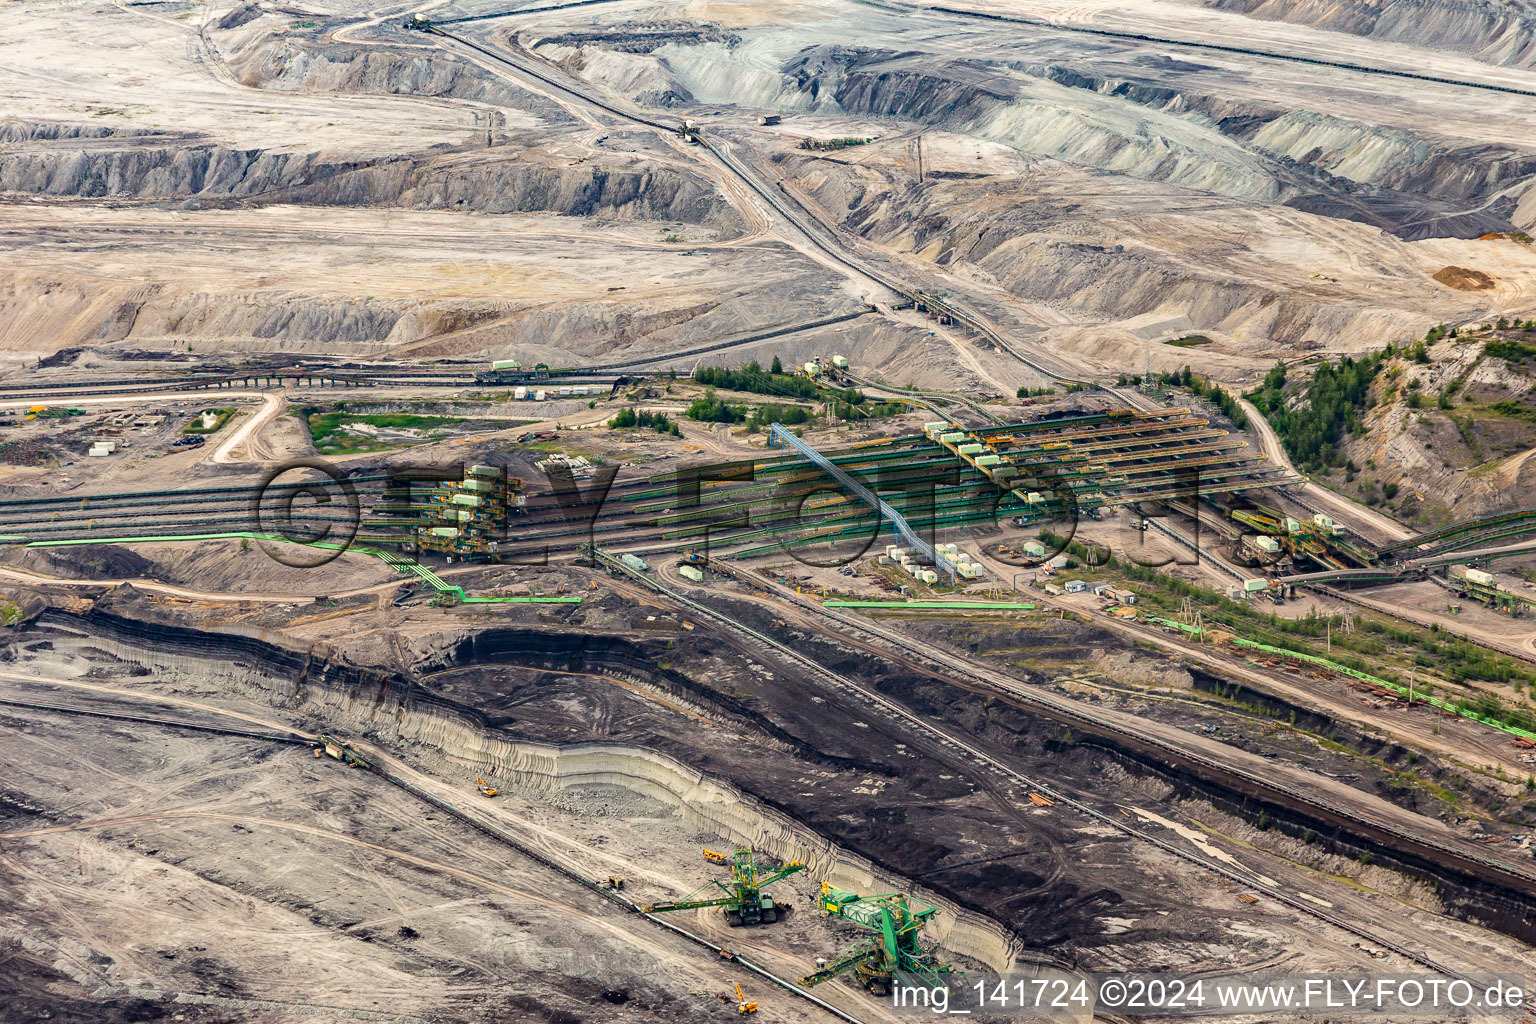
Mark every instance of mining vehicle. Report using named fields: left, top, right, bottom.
left=642, top=847, right=803, bottom=925
left=801, top=884, right=957, bottom=995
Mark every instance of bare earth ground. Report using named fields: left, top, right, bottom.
left=4, top=0, right=1536, bottom=1020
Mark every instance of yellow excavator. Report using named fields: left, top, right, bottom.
left=735, top=983, right=757, bottom=1015
left=476, top=777, right=498, bottom=797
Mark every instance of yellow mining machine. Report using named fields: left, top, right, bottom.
left=642, top=847, right=804, bottom=925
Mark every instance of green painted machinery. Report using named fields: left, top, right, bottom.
left=641, top=847, right=804, bottom=926
left=800, top=884, right=957, bottom=995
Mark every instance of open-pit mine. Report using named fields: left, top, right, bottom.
left=4, top=0, right=1536, bottom=1021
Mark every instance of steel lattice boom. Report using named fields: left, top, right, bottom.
left=768, top=422, right=960, bottom=580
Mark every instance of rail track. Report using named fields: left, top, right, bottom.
left=0, top=440, right=1284, bottom=558
left=578, top=308, right=877, bottom=371
left=595, top=551, right=1531, bottom=982
left=0, top=369, right=625, bottom=399
left=4, top=308, right=878, bottom=400
left=432, top=0, right=634, bottom=26
left=1312, top=584, right=1536, bottom=668
left=840, top=370, right=1003, bottom=425
left=780, top=576, right=1536, bottom=893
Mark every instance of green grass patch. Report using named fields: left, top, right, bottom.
left=182, top=408, right=235, bottom=434
left=306, top=411, right=467, bottom=453
left=1484, top=400, right=1536, bottom=424
left=1486, top=339, right=1536, bottom=364
left=1166, top=335, right=1212, bottom=348
left=798, top=137, right=874, bottom=151
left=610, top=408, right=681, bottom=436
left=1040, top=528, right=1536, bottom=699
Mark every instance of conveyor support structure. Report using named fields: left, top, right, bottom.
left=768, top=422, right=958, bottom=581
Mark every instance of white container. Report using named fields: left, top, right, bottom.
left=1465, top=568, right=1495, bottom=587
left=514, top=386, right=528, bottom=400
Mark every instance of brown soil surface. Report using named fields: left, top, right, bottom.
left=1433, top=265, right=1497, bottom=290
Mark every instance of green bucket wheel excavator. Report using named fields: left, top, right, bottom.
left=641, top=847, right=804, bottom=926
left=800, top=883, right=959, bottom=996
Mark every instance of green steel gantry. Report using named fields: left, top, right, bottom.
left=800, top=884, right=957, bottom=995
left=363, top=464, right=525, bottom=561
left=641, top=848, right=805, bottom=926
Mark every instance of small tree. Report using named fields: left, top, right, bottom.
left=770, top=355, right=783, bottom=375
